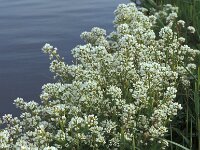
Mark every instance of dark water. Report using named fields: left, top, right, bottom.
left=0, top=0, right=129, bottom=116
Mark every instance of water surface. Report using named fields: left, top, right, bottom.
left=0, top=0, right=129, bottom=116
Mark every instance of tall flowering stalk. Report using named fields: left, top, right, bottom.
left=0, top=3, right=199, bottom=150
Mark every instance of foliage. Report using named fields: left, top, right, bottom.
left=132, top=0, right=200, bottom=149
left=132, top=0, right=200, bottom=49
left=0, top=2, right=199, bottom=150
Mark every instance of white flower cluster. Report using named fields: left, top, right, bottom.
left=187, top=26, right=195, bottom=34
left=0, top=2, right=199, bottom=149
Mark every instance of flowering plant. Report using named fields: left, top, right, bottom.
left=0, top=3, right=198, bottom=150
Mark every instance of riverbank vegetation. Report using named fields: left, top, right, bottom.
left=131, top=0, right=200, bottom=149
left=0, top=2, right=199, bottom=150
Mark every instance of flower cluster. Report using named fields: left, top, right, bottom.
left=0, top=2, right=199, bottom=149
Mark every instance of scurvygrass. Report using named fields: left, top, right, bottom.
left=133, top=0, right=200, bottom=149
left=0, top=2, right=199, bottom=149
left=132, top=0, right=200, bottom=49
left=194, top=66, right=200, bottom=150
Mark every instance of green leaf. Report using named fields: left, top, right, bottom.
left=158, top=138, right=190, bottom=150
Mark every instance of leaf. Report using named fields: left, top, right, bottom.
left=172, top=127, right=190, bottom=145
left=158, top=138, right=190, bottom=150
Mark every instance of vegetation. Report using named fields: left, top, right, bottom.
left=0, top=2, right=200, bottom=150
left=131, top=0, right=200, bottom=149
left=132, top=0, right=200, bottom=49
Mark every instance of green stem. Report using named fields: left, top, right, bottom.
left=170, top=124, right=173, bottom=150
left=132, top=135, right=136, bottom=150
left=190, top=117, right=193, bottom=150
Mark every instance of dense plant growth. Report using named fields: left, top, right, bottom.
left=132, top=0, right=200, bottom=149
left=132, top=0, right=200, bottom=49
left=0, top=2, right=199, bottom=150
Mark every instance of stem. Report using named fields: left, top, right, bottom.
left=170, top=124, right=173, bottom=150
left=198, top=119, right=200, bottom=150
left=186, top=89, right=189, bottom=141
left=190, top=117, right=193, bottom=150
left=197, top=67, right=200, bottom=150
left=120, top=127, right=125, bottom=150
left=132, top=135, right=136, bottom=150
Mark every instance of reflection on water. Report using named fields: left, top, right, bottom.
left=0, top=0, right=129, bottom=116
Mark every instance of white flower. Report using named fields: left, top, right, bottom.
left=187, top=26, right=195, bottom=33
left=177, top=20, right=185, bottom=27
left=43, top=146, right=58, bottom=150
left=1, top=2, right=197, bottom=149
